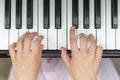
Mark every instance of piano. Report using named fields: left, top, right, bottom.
left=0, top=0, right=120, bottom=58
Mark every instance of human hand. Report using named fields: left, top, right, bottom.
left=61, top=27, right=103, bottom=80
left=9, top=32, right=44, bottom=80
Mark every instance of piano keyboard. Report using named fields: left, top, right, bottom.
left=0, top=0, right=120, bottom=58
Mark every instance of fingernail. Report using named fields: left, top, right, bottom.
left=35, top=32, right=38, bottom=35
left=39, top=35, right=44, bottom=38
left=80, top=33, right=85, bottom=37
left=61, top=47, right=63, bottom=50
left=61, top=47, right=65, bottom=50
left=71, top=26, right=75, bottom=30
left=88, top=34, right=92, bottom=38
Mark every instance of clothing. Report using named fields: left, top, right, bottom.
left=8, top=58, right=120, bottom=80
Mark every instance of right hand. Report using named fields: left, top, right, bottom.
left=61, top=27, right=103, bottom=80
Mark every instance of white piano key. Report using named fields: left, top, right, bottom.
left=19, top=0, right=28, bottom=37
left=86, top=0, right=96, bottom=47
left=0, top=0, right=8, bottom=49
left=67, top=0, right=72, bottom=49
left=116, top=0, right=120, bottom=49
left=87, top=0, right=96, bottom=38
left=77, top=0, right=86, bottom=48
left=57, top=0, right=66, bottom=49
left=39, top=0, right=48, bottom=49
left=28, top=0, right=37, bottom=32
left=10, top=0, right=19, bottom=45
left=97, top=0, right=106, bottom=49
left=48, top=0, right=57, bottom=49
left=106, top=0, right=116, bottom=49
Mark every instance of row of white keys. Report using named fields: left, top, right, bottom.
left=106, top=0, right=116, bottom=49
left=39, top=0, right=48, bottom=49
left=67, top=0, right=72, bottom=50
left=116, top=0, right=120, bottom=49
left=19, top=0, right=28, bottom=37
left=48, top=0, right=57, bottom=49
left=10, top=0, right=19, bottom=46
left=57, top=0, right=66, bottom=49
left=0, top=0, right=8, bottom=50
left=29, top=0, right=37, bottom=32
left=97, top=0, right=106, bottom=49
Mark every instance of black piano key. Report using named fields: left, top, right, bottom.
left=83, top=0, right=89, bottom=29
left=16, top=0, right=22, bottom=29
left=55, top=0, right=61, bottom=29
left=44, top=0, right=50, bottom=29
left=5, top=0, right=11, bottom=29
left=72, top=0, right=78, bottom=29
left=95, top=0, right=101, bottom=29
left=27, top=0, right=33, bottom=29
left=111, top=0, right=118, bottom=29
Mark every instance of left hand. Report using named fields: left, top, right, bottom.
left=9, top=32, right=44, bottom=80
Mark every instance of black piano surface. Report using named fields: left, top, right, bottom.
left=1, top=50, right=120, bottom=58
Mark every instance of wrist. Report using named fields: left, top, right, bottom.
left=14, top=76, right=38, bottom=80
left=73, top=77, right=97, bottom=80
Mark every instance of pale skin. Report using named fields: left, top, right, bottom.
left=61, top=27, right=103, bottom=80
left=9, top=27, right=103, bottom=80
left=9, top=32, right=44, bottom=80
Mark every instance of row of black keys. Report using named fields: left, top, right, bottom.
left=5, top=0, right=118, bottom=29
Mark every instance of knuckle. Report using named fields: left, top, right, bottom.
left=80, top=33, right=85, bottom=38
left=18, top=39, right=23, bottom=44
left=39, top=35, right=43, bottom=39
left=34, top=40, right=40, bottom=46
left=17, top=41, right=22, bottom=47
left=92, top=42, right=97, bottom=47
left=17, top=41, right=23, bottom=47
left=24, top=37, right=31, bottom=42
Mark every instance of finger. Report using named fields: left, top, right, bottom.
left=17, top=32, right=30, bottom=53
left=94, top=46, right=103, bottom=68
left=61, top=47, right=70, bottom=69
left=32, top=35, right=44, bottom=55
left=80, top=33, right=87, bottom=53
left=70, top=27, right=78, bottom=54
left=9, top=42, right=16, bottom=62
left=39, top=45, right=44, bottom=57
left=33, top=44, right=44, bottom=58
left=89, top=34, right=97, bottom=56
left=23, top=32, right=37, bottom=54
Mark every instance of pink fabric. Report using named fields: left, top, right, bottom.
left=8, top=58, right=120, bottom=80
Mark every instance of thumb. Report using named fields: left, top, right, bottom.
left=61, top=47, right=70, bottom=68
